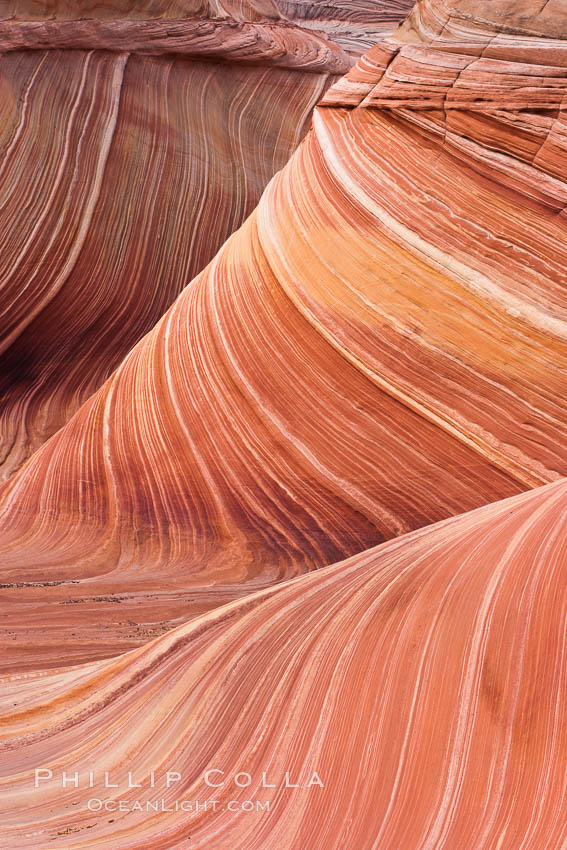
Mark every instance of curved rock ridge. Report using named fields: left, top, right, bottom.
left=0, top=0, right=414, bottom=73
left=0, top=0, right=352, bottom=73
left=324, top=0, right=567, bottom=108
left=0, top=0, right=378, bottom=481
left=0, top=478, right=566, bottom=848
left=0, top=0, right=284, bottom=22
left=0, top=19, right=352, bottom=72
left=2, top=0, right=567, bottom=670
left=0, top=50, right=337, bottom=481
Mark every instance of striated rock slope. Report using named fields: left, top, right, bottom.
left=1, top=1, right=567, bottom=845
left=0, top=0, right=286, bottom=19
left=0, top=51, right=336, bottom=479
left=275, top=1, right=415, bottom=55
left=0, top=2, right=360, bottom=479
left=1, top=0, right=567, bottom=670
left=1, top=478, right=566, bottom=848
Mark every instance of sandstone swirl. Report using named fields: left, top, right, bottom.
left=275, top=1, right=416, bottom=55
left=0, top=2, right=359, bottom=481
left=0, top=478, right=565, bottom=848
left=1, top=1, right=285, bottom=22
left=1, top=0, right=567, bottom=670
left=1, top=0, right=567, bottom=846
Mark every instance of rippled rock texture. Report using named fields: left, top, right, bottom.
left=1, top=0, right=567, bottom=845
left=0, top=1, right=371, bottom=480
left=0, top=52, right=338, bottom=480
left=2, top=479, right=566, bottom=847
left=1, top=0, right=285, bottom=21
left=276, top=1, right=415, bottom=55
left=2, top=0, right=567, bottom=670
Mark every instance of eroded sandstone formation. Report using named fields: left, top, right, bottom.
left=275, top=1, right=415, bottom=55
left=0, top=1, right=369, bottom=480
left=1, top=478, right=565, bottom=847
left=1, top=0, right=566, bottom=672
left=0, top=51, right=336, bottom=480
left=0, top=0, right=284, bottom=21
left=1, top=0, right=567, bottom=845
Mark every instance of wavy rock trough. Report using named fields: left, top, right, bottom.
left=1, top=0, right=567, bottom=845
left=0, top=52, right=337, bottom=478
left=1, top=478, right=566, bottom=848
left=0, top=0, right=370, bottom=480
left=1, top=0, right=567, bottom=671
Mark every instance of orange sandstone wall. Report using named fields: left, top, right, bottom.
left=0, top=1, right=567, bottom=846
left=0, top=478, right=565, bottom=847
left=0, top=51, right=335, bottom=480
left=2, top=0, right=567, bottom=669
